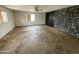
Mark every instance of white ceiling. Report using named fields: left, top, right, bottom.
left=3, top=5, right=73, bottom=12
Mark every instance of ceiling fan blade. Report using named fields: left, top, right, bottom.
left=38, top=9, right=43, bottom=11
left=35, top=5, right=43, bottom=12
left=35, top=6, right=38, bottom=11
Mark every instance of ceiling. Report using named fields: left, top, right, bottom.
left=3, top=5, right=73, bottom=12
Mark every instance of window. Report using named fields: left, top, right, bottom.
left=0, top=10, right=8, bottom=24
left=0, top=10, right=3, bottom=23
left=1, top=11, right=8, bottom=22
left=27, top=14, right=35, bottom=22
left=31, top=14, right=35, bottom=22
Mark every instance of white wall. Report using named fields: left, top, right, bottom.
left=14, top=11, right=46, bottom=26
left=0, top=7, right=15, bottom=39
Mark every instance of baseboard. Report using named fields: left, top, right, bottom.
left=0, top=26, right=15, bottom=40
left=15, top=24, right=46, bottom=28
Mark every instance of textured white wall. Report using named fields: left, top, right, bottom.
left=14, top=11, right=46, bottom=26
left=0, top=7, right=15, bottom=39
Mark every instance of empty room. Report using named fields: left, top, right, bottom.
left=0, top=5, right=79, bottom=54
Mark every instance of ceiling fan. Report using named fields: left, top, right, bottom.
left=35, top=5, right=43, bottom=12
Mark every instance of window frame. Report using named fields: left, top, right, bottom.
left=26, top=14, right=35, bottom=22
left=0, top=7, right=8, bottom=24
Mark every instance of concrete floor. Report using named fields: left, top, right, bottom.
left=0, top=25, right=79, bottom=54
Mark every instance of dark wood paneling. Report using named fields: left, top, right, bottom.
left=46, top=12, right=53, bottom=27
